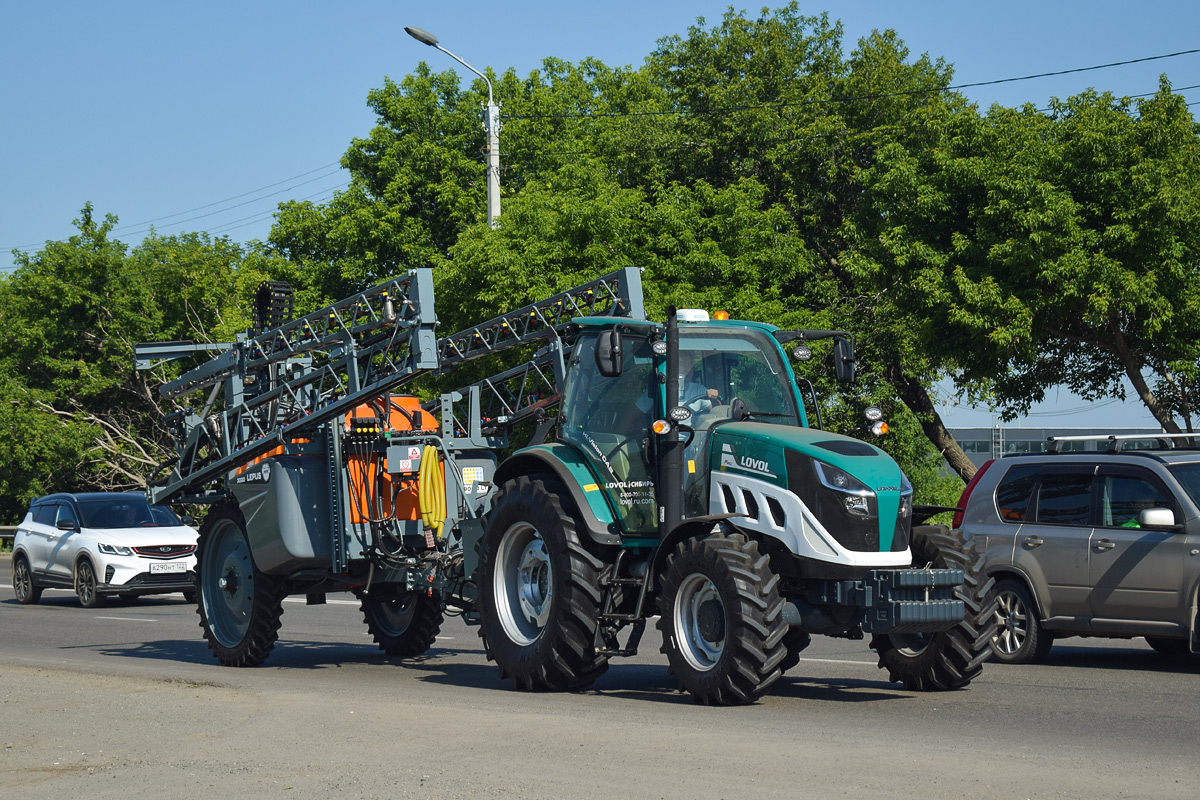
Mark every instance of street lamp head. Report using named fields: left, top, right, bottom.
left=405, top=26, right=439, bottom=47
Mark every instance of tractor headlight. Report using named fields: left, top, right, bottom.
left=813, top=460, right=876, bottom=519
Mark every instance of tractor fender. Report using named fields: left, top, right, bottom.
left=650, top=514, right=746, bottom=586
left=493, top=445, right=622, bottom=547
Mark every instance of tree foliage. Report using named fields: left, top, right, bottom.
left=6, top=4, right=1200, bottom=518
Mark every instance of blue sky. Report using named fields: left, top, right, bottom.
left=2, top=1, right=1196, bottom=429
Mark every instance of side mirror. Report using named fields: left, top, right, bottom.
left=1139, top=508, right=1178, bottom=529
left=833, top=337, right=856, bottom=384
left=595, top=329, right=623, bottom=377
left=56, top=519, right=77, bottom=531
left=182, top=515, right=197, bottom=526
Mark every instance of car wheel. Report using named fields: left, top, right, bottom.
left=12, top=555, right=42, bottom=605
left=181, top=590, right=198, bottom=604
left=76, top=559, right=106, bottom=608
left=1145, top=637, right=1192, bottom=656
left=988, top=578, right=1053, bottom=664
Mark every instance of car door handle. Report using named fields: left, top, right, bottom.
left=1023, top=535, right=1044, bottom=547
left=1095, top=539, right=1116, bottom=551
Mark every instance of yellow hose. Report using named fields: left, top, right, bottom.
left=418, top=444, right=445, bottom=539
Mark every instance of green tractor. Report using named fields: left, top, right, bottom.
left=137, top=268, right=991, bottom=706
left=475, top=305, right=994, bottom=704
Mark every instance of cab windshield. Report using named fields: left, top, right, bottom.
left=677, top=328, right=801, bottom=426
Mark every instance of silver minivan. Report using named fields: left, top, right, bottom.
left=957, top=435, right=1200, bottom=663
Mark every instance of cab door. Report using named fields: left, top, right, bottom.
left=558, top=333, right=658, bottom=534
left=1089, top=465, right=1193, bottom=631
left=1016, top=465, right=1097, bottom=622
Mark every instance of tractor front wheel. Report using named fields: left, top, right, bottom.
left=657, top=530, right=787, bottom=705
left=870, top=525, right=996, bottom=690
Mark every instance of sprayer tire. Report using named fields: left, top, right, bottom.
left=657, top=529, right=787, bottom=705
left=359, top=589, right=444, bottom=657
left=869, top=525, right=997, bottom=691
left=478, top=475, right=609, bottom=691
left=195, top=503, right=285, bottom=667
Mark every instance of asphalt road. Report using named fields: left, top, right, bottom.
left=2, top=554, right=1198, bottom=799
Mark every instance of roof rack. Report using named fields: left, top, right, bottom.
left=1045, top=433, right=1199, bottom=454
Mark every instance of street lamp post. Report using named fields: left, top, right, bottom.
left=405, top=26, right=501, bottom=228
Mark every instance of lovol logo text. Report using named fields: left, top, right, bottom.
left=720, top=444, right=777, bottom=478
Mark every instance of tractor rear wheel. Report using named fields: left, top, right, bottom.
left=359, top=589, right=443, bottom=657
left=478, top=476, right=610, bottom=691
left=657, top=530, right=787, bottom=705
left=196, top=503, right=285, bottom=667
left=869, top=525, right=996, bottom=691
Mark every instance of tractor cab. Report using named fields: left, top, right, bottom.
left=558, top=315, right=807, bottom=535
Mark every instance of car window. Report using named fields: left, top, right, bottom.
left=56, top=503, right=78, bottom=527
left=995, top=465, right=1039, bottom=523
left=77, top=498, right=160, bottom=528
left=1099, top=475, right=1173, bottom=528
left=33, top=504, right=56, bottom=525
left=1167, top=463, right=1200, bottom=509
left=1035, top=473, right=1094, bottom=525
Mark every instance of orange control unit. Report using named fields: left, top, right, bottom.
left=344, top=396, right=437, bottom=525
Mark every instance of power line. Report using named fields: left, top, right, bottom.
left=503, top=48, right=1200, bottom=121
left=2, top=161, right=345, bottom=252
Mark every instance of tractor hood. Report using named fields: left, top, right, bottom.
left=710, top=423, right=903, bottom=488
left=709, top=422, right=910, bottom=552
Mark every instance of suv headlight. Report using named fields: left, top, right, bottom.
left=814, top=460, right=876, bottom=519
left=98, top=543, right=133, bottom=556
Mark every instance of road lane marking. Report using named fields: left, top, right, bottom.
left=94, top=616, right=159, bottom=622
left=282, top=597, right=360, bottom=606
left=796, top=657, right=874, bottom=667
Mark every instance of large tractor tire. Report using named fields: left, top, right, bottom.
left=477, top=475, right=610, bottom=691
left=778, top=628, right=813, bottom=676
left=359, top=589, right=444, bottom=657
left=196, top=503, right=285, bottom=667
left=656, top=530, right=787, bottom=705
left=870, top=525, right=997, bottom=691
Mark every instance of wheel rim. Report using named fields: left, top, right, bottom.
left=14, top=559, right=32, bottom=599
left=674, top=572, right=726, bottom=671
left=992, top=588, right=1030, bottom=656
left=368, top=594, right=418, bottom=636
left=201, top=517, right=255, bottom=647
left=888, top=631, right=931, bottom=656
left=494, top=522, right=552, bottom=646
left=78, top=562, right=96, bottom=604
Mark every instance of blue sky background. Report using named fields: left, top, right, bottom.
left=3, top=1, right=1197, bottom=429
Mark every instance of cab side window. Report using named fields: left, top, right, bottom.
left=33, top=504, right=56, bottom=525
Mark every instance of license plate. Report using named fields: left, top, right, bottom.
left=150, top=561, right=187, bottom=574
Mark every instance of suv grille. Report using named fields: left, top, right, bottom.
left=133, top=545, right=195, bottom=559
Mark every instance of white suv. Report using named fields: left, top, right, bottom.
left=11, top=492, right=198, bottom=607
